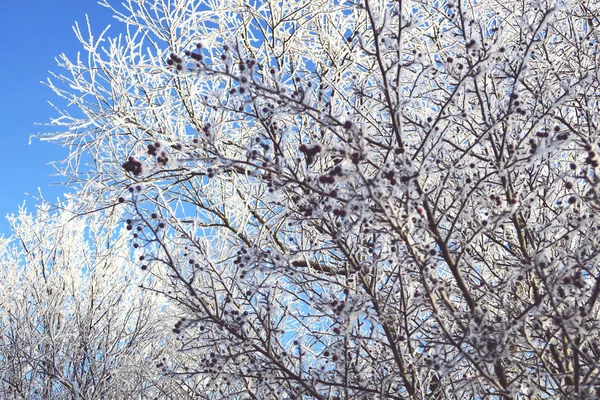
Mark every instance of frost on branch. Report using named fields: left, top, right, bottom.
left=40, top=0, right=600, bottom=398
left=0, top=204, right=191, bottom=398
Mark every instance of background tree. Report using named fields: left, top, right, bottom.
left=42, top=0, right=600, bottom=398
left=0, top=204, right=192, bottom=399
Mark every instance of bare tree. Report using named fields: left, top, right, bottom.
left=0, top=204, right=191, bottom=399
left=41, top=0, right=600, bottom=398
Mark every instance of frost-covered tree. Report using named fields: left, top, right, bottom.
left=42, top=0, right=600, bottom=398
left=0, top=205, right=190, bottom=399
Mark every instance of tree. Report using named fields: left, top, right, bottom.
left=0, top=205, right=188, bottom=399
left=41, top=0, right=600, bottom=397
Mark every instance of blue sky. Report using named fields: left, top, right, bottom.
left=0, top=1, right=116, bottom=235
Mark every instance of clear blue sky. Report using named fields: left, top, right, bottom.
left=0, top=1, right=116, bottom=235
